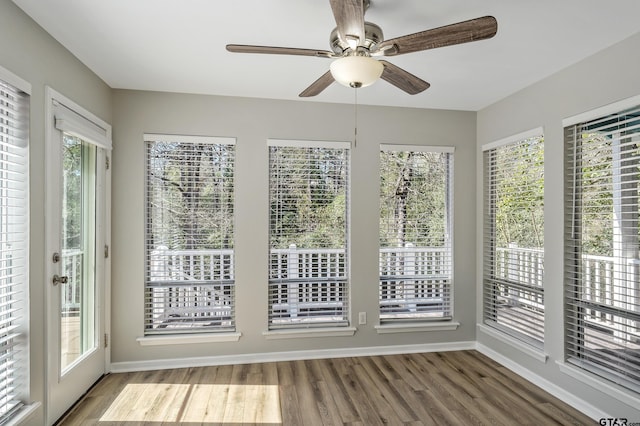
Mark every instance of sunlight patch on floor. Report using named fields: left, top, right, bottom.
left=99, top=383, right=282, bottom=423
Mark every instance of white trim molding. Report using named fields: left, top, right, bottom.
left=262, top=327, right=357, bottom=340
left=563, top=93, right=640, bottom=127
left=481, top=127, right=544, bottom=152
left=47, top=86, right=112, bottom=150
left=0, top=64, right=31, bottom=95
left=477, top=343, right=603, bottom=421
left=267, top=138, right=351, bottom=149
left=380, top=144, right=455, bottom=153
left=111, top=341, right=476, bottom=373
left=375, top=321, right=460, bottom=334
left=137, top=332, right=242, bottom=346
left=557, top=361, right=640, bottom=411
left=477, top=324, right=548, bottom=363
left=143, top=133, right=236, bottom=145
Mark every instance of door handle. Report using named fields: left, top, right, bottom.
left=52, top=274, right=69, bottom=286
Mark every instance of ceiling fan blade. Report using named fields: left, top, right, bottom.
left=329, top=0, right=365, bottom=47
left=379, top=61, right=430, bottom=95
left=226, top=44, right=333, bottom=58
left=378, top=16, right=497, bottom=56
left=299, top=71, right=335, bottom=97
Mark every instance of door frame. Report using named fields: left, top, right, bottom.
left=44, top=86, right=111, bottom=424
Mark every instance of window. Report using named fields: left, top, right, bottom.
left=379, top=145, right=453, bottom=323
left=483, top=131, right=544, bottom=347
left=0, top=72, right=29, bottom=420
left=565, top=102, right=640, bottom=391
left=268, top=139, right=350, bottom=329
left=144, top=135, right=235, bottom=334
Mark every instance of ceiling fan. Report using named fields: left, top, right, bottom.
left=226, top=0, right=497, bottom=97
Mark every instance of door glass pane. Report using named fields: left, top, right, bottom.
left=60, top=134, right=97, bottom=372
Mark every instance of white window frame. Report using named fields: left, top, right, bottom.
left=377, top=144, right=455, bottom=328
left=564, top=97, right=640, bottom=393
left=482, top=128, right=545, bottom=349
left=266, top=139, right=352, bottom=333
left=0, top=65, right=38, bottom=423
left=143, top=134, right=238, bottom=338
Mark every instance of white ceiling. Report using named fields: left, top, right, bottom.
left=11, top=0, right=640, bottom=111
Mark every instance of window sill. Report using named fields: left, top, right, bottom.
left=262, top=327, right=357, bottom=340
left=477, top=324, right=548, bottom=363
left=137, top=332, right=242, bottom=346
left=375, top=321, right=460, bottom=334
left=7, top=402, right=41, bottom=426
left=557, top=361, right=640, bottom=409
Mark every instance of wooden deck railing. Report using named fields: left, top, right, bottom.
left=66, top=245, right=636, bottom=332
left=493, top=245, right=639, bottom=339
left=61, top=249, right=83, bottom=316
left=144, top=245, right=453, bottom=327
left=379, top=244, right=451, bottom=320
left=268, top=245, right=347, bottom=325
left=146, top=247, right=235, bottom=330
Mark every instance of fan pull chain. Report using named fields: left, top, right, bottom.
left=354, top=87, right=358, bottom=148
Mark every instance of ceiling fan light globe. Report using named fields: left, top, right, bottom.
left=330, top=56, right=383, bottom=88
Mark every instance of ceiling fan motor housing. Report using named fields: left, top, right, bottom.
left=330, top=21, right=384, bottom=55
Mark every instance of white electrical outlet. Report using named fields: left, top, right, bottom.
left=358, top=312, right=366, bottom=325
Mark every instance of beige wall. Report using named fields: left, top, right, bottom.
left=0, top=1, right=112, bottom=424
left=111, top=90, right=477, bottom=364
left=476, top=32, right=640, bottom=418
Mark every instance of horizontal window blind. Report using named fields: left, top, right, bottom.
left=268, top=142, right=349, bottom=329
left=483, top=134, right=544, bottom=348
left=53, top=100, right=110, bottom=150
left=145, top=136, right=235, bottom=334
left=379, top=147, right=453, bottom=323
left=565, top=104, right=640, bottom=391
left=0, top=78, right=28, bottom=421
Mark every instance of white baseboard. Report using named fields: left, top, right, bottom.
left=110, top=340, right=476, bottom=373
left=476, top=324, right=548, bottom=363
left=476, top=342, right=603, bottom=421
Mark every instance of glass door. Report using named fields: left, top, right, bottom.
left=46, top=91, right=110, bottom=425
left=59, top=134, right=98, bottom=372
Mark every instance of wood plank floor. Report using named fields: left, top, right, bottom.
left=58, top=350, right=596, bottom=425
